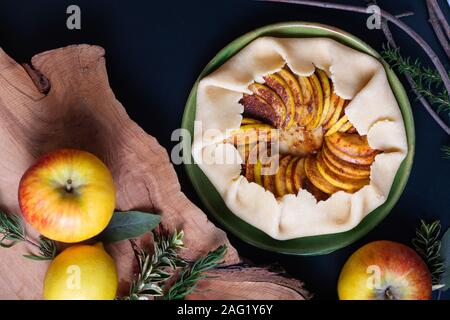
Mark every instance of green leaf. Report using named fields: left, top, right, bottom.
left=98, top=211, right=161, bottom=243
left=440, top=228, right=450, bottom=291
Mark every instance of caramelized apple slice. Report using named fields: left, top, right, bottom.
left=253, top=159, right=263, bottom=186
left=244, top=143, right=261, bottom=182
left=275, top=155, right=293, bottom=197
left=292, top=157, right=306, bottom=193
left=304, top=156, right=341, bottom=194
left=325, top=115, right=348, bottom=137
left=297, top=76, right=314, bottom=126
left=321, top=147, right=370, bottom=179
left=304, top=178, right=329, bottom=202
left=285, top=156, right=299, bottom=194
left=245, top=162, right=255, bottom=182
left=236, top=143, right=256, bottom=164
left=263, top=173, right=276, bottom=194
left=324, top=94, right=345, bottom=130
left=323, top=84, right=337, bottom=126
left=264, top=74, right=296, bottom=129
left=277, top=68, right=305, bottom=125
left=228, top=124, right=273, bottom=145
left=241, top=117, right=262, bottom=125
left=326, top=133, right=379, bottom=158
left=248, top=83, right=287, bottom=128
left=316, top=70, right=332, bottom=127
left=240, top=94, right=278, bottom=127
left=338, top=121, right=353, bottom=133
left=347, top=126, right=357, bottom=134
left=322, top=144, right=371, bottom=178
left=247, top=143, right=270, bottom=186
left=325, top=138, right=377, bottom=166
left=305, top=74, right=324, bottom=130
left=317, top=153, right=369, bottom=192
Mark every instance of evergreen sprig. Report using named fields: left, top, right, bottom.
left=126, top=230, right=185, bottom=300
left=164, top=245, right=227, bottom=300
left=0, top=210, right=58, bottom=260
left=124, top=230, right=227, bottom=300
left=412, top=220, right=446, bottom=287
left=0, top=211, right=26, bottom=247
left=382, top=45, right=450, bottom=114
left=442, top=145, right=450, bottom=159
left=23, top=236, right=58, bottom=261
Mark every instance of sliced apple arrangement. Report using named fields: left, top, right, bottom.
left=228, top=66, right=381, bottom=200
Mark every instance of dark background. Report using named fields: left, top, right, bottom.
left=0, top=0, right=449, bottom=300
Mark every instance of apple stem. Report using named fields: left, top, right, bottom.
left=385, top=287, right=395, bottom=300
left=66, top=179, right=73, bottom=193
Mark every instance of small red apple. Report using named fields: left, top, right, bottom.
left=338, top=240, right=432, bottom=300
left=19, top=149, right=116, bottom=243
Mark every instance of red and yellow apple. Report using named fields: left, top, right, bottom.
left=18, top=149, right=116, bottom=243
left=338, top=241, right=432, bottom=300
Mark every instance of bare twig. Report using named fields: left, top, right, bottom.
left=426, top=0, right=450, bottom=41
left=258, top=0, right=450, bottom=96
left=426, top=0, right=450, bottom=60
left=367, top=0, right=450, bottom=135
left=395, top=12, right=415, bottom=19
left=382, top=21, right=450, bottom=135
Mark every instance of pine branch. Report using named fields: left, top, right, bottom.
left=124, top=229, right=228, bottom=300
left=442, top=145, right=450, bottom=159
left=23, top=236, right=58, bottom=261
left=412, top=220, right=446, bottom=287
left=125, top=230, right=185, bottom=300
left=257, top=0, right=450, bottom=94
left=258, top=0, right=450, bottom=135
left=0, top=210, right=58, bottom=260
left=0, top=211, right=26, bottom=248
left=164, top=245, right=227, bottom=300
left=382, top=45, right=450, bottom=115
left=426, top=1, right=450, bottom=40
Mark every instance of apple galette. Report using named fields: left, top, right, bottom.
left=230, top=67, right=381, bottom=201
left=192, top=37, right=408, bottom=240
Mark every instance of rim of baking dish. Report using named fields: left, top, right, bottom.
left=181, top=22, right=415, bottom=256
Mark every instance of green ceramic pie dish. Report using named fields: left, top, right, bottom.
left=181, top=22, right=415, bottom=256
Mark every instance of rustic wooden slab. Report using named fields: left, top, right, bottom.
left=0, top=45, right=308, bottom=300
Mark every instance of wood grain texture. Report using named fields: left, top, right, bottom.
left=187, top=266, right=311, bottom=300
left=0, top=45, right=308, bottom=300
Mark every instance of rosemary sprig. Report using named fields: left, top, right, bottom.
left=412, top=220, right=446, bottom=288
left=124, top=230, right=227, bottom=300
left=23, top=236, right=58, bottom=261
left=442, top=146, right=450, bottom=159
left=0, top=210, right=58, bottom=260
left=0, top=211, right=26, bottom=247
left=126, top=230, right=185, bottom=300
left=382, top=46, right=450, bottom=114
left=164, top=245, right=227, bottom=300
